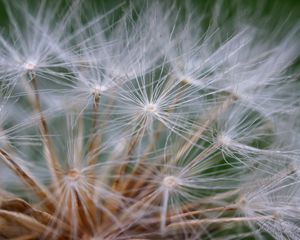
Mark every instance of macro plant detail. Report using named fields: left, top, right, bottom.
left=0, top=1, right=299, bottom=239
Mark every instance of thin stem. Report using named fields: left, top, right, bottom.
left=166, top=215, right=275, bottom=232
left=0, top=210, right=53, bottom=235
left=0, top=198, right=70, bottom=235
left=121, top=125, right=165, bottom=195
left=173, top=94, right=236, bottom=164
left=0, top=149, right=55, bottom=210
left=87, top=93, right=101, bottom=166
left=73, top=189, right=97, bottom=235
left=73, top=112, right=84, bottom=167
left=173, top=189, right=239, bottom=214
left=180, top=142, right=220, bottom=175
left=27, top=74, right=62, bottom=185
left=112, top=121, right=146, bottom=192
left=170, top=205, right=238, bottom=221
left=86, top=93, right=101, bottom=197
left=122, top=163, right=154, bottom=198
left=160, top=189, right=169, bottom=233
left=107, top=192, right=159, bottom=236
left=95, top=97, right=117, bottom=185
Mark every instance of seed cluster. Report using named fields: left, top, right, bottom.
left=0, top=1, right=299, bottom=240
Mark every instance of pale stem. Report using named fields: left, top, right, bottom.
left=95, top=98, right=117, bottom=185
left=180, top=142, right=220, bottom=175
left=86, top=94, right=101, bottom=197
left=173, top=94, right=236, bottom=164
left=166, top=215, right=275, bottom=232
left=121, top=130, right=164, bottom=195
left=111, top=121, right=146, bottom=192
left=170, top=205, right=238, bottom=221
left=26, top=74, right=62, bottom=185
left=160, top=189, right=169, bottom=233
left=73, top=113, right=84, bottom=167
left=174, top=189, right=239, bottom=213
left=87, top=93, right=101, bottom=166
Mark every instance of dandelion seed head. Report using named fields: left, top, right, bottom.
left=23, top=61, right=36, bottom=71
left=0, top=131, right=8, bottom=148
left=91, top=84, right=107, bottom=96
left=143, top=102, right=158, bottom=114
left=65, top=168, right=82, bottom=184
left=218, top=134, right=233, bottom=146
left=162, top=175, right=181, bottom=190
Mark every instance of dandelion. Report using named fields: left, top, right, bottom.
left=0, top=1, right=299, bottom=240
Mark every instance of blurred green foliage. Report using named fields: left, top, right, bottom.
left=0, top=0, right=299, bottom=25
